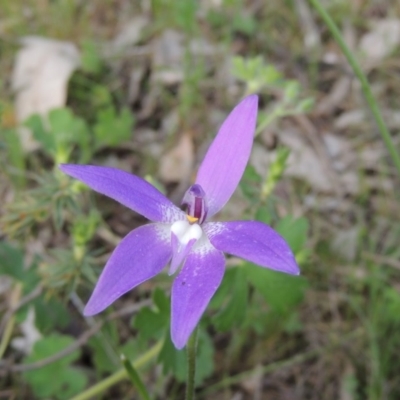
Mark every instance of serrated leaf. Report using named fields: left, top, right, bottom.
left=48, top=108, right=90, bottom=148
left=133, top=291, right=170, bottom=341
left=213, top=267, right=248, bottom=332
left=133, top=308, right=168, bottom=340
left=245, top=263, right=307, bottom=313
left=158, top=329, right=214, bottom=386
left=94, top=106, right=134, bottom=148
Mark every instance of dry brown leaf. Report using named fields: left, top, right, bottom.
left=159, top=134, right=194, bottom=183
left=316, top=76, right=352, bottom=115
left=252, top=128, right=359, bottom=194
left=112, top=16, right=148, bottom=51
left=103, top=16, right=149, bottom=60
left=359, top=19, right=400, bottom=61
left=152, top=30, right=185, bottom=85
left=12, top=36, right=80, bottom=151
left=11, top=307, right=42, bottom=355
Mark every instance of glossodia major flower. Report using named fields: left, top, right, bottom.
left=59, top=94, right=299, bottom=349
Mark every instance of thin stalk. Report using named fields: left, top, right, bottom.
left=69, top=340, right=163, bottom=400
left=0, top=283, right=22, bottom=359
left=121, top=354, right=152, bottom=400
left=307, top=0, right=400, bottom=178
left=185, top=327, right=198, bottom=400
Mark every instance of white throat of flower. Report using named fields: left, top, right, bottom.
left=169, top=219, right=203, bottom=275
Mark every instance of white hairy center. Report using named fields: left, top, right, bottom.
left=171, top=220, right=202, bottom=244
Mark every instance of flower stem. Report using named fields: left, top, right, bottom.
left=307, top=0, right=400, bottom=178
left=69, top=340, right=163, bottom=400
left=185, top=326, right=199, bottom=400
left=121, top=354, right=152, bottom=400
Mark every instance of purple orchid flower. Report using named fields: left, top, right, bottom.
left=59, top=95, right=299, bottom=349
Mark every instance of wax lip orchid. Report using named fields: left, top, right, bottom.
left=59, top=95, right=300, bottom=349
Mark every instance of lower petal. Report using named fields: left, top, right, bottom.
left=171, top=241, right=225, bottom=349
left=84, top=223, right=171, bottom=316
left=169, top=235, right=196, bottom=275
left=204, top=221, right=300, bottom=275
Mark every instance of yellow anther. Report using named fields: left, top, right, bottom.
left=186, top=215, right=199, bottom=224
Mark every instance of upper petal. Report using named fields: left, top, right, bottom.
left=171, top=241, right=225, bottom=349
left=84, top=223, right=171, bottom=316
left=59, top=164, right=185, bottom=223
left=195, top=95, right=258, bottom=217
left=204, top=221, right=300, bottom=275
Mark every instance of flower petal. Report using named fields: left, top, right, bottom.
left=204, top=221, right=300, bottom=275
left=171, top=242, right=225, bottom=349
left=59, top=164, right=185, bottom=223
left=169, top=235, right=196, bottom=276
left=169, top=220, right=203, bottom=275
left=195, top=95, right=258, bottom=217
left=84, top=223, right=171, bottom=316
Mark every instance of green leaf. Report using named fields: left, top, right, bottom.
left=296, top=97, right=315, bottom=113
left=133, top=307, right=168, bottom=340
left=283, top=80, right=301, bottom=101
left=261, top=146, right=290, bottom=199
left=24, top=114, right=55, bottom=152
left=255, top=206, right=273, bottom=225
left=1, top=128, right=26, bottom=187
left=120, top=337, right=142, bottom=360
left=158, top=330, right=186, bottom=379
left=81, top=40, right=103, bottom=74
left=209, top=267, right=237, bottom=309
left=0, top=241, right=24, bottom=281
left=158, top=329, right=214, bottom=385
left=32, top=297, right=70, bottom=333
left=48, top=108, right=91, bottom=163
left=213, top=267, right=248, bottom=332
left=153, top=287, right=170, bottom=314
left=245, top=263, right=308, bottom=313
left=232, top=14, right=257, bottom=35
left=93, top=107, right=134, bottom=148
left=276, top=215, right=309, bottom=255
left=23, top=334, right=86, bottom=399
left=239, top=164, right=261, bottom=201
left=86, top=319, right=119, bottom=374
left=231, top=56, right=283, bottom=93
left=194, top=329, right=214, bottom=385
left=48, top=108, right=90, bottom=148
left=88, top=336, right=116, bottom=374
left=132, top=289, right=170, bottom=341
